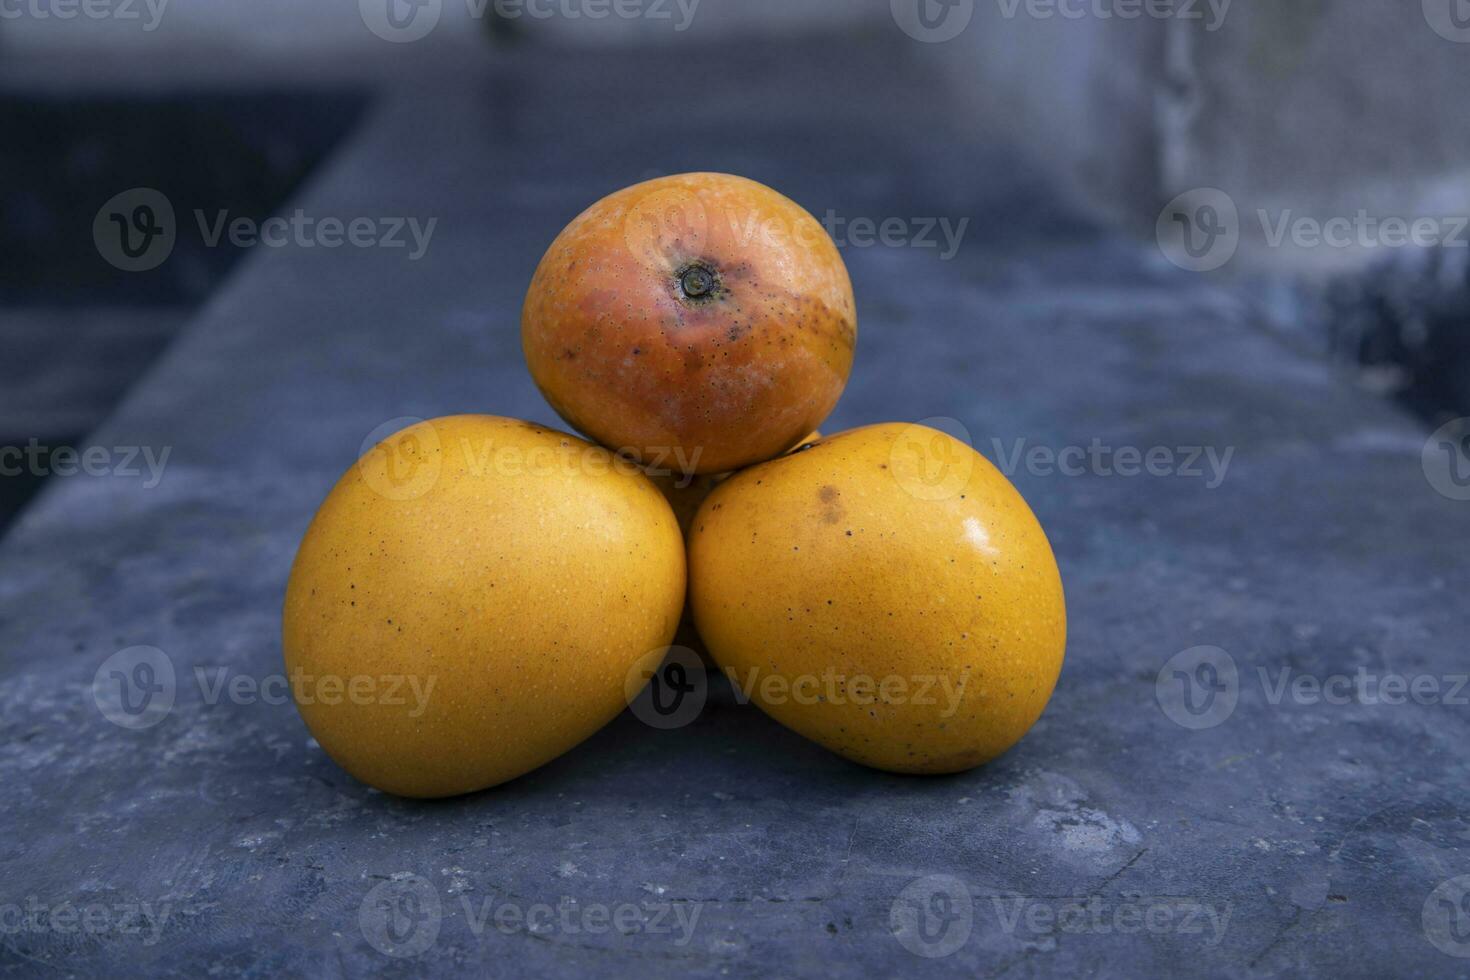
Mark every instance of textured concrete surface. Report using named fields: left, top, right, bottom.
left=0, top=308, right=186, bottom=442
left=2, top=41, right=1469, bottom=978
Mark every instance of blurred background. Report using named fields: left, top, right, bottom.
left=3, top=0, right=1469, bottom=516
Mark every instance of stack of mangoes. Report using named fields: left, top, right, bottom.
left=283, top=174, right=1066, bottom=798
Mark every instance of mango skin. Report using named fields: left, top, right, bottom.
left=688, top=424, right=1066, bottom=774
left=648, top=432, right=824, bottom=537
left=648, top=431, right=821, bottom=659
left=522, top=173, right=856, bottom=475
left=282, top=415, right=685, bottom=798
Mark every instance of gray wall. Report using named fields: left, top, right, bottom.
left=8, top=0, right=1468, bottom=272
left=922, top=0, right=1470, bottom=273
left=0, top=0, right=890, bottom=52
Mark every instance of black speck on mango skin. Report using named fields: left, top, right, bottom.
left=817, top=484, right=845, bottom=525
left=522, top=173, right=856, bottom=475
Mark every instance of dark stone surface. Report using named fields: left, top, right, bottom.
left=2, top=41, right=1468, bottom=978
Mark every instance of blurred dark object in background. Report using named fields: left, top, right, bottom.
left=0, top=92, right=362, bottom=531
left=1325, top=246, right=1470, bottom=428
left=1, top=93, right=361, bottom=306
